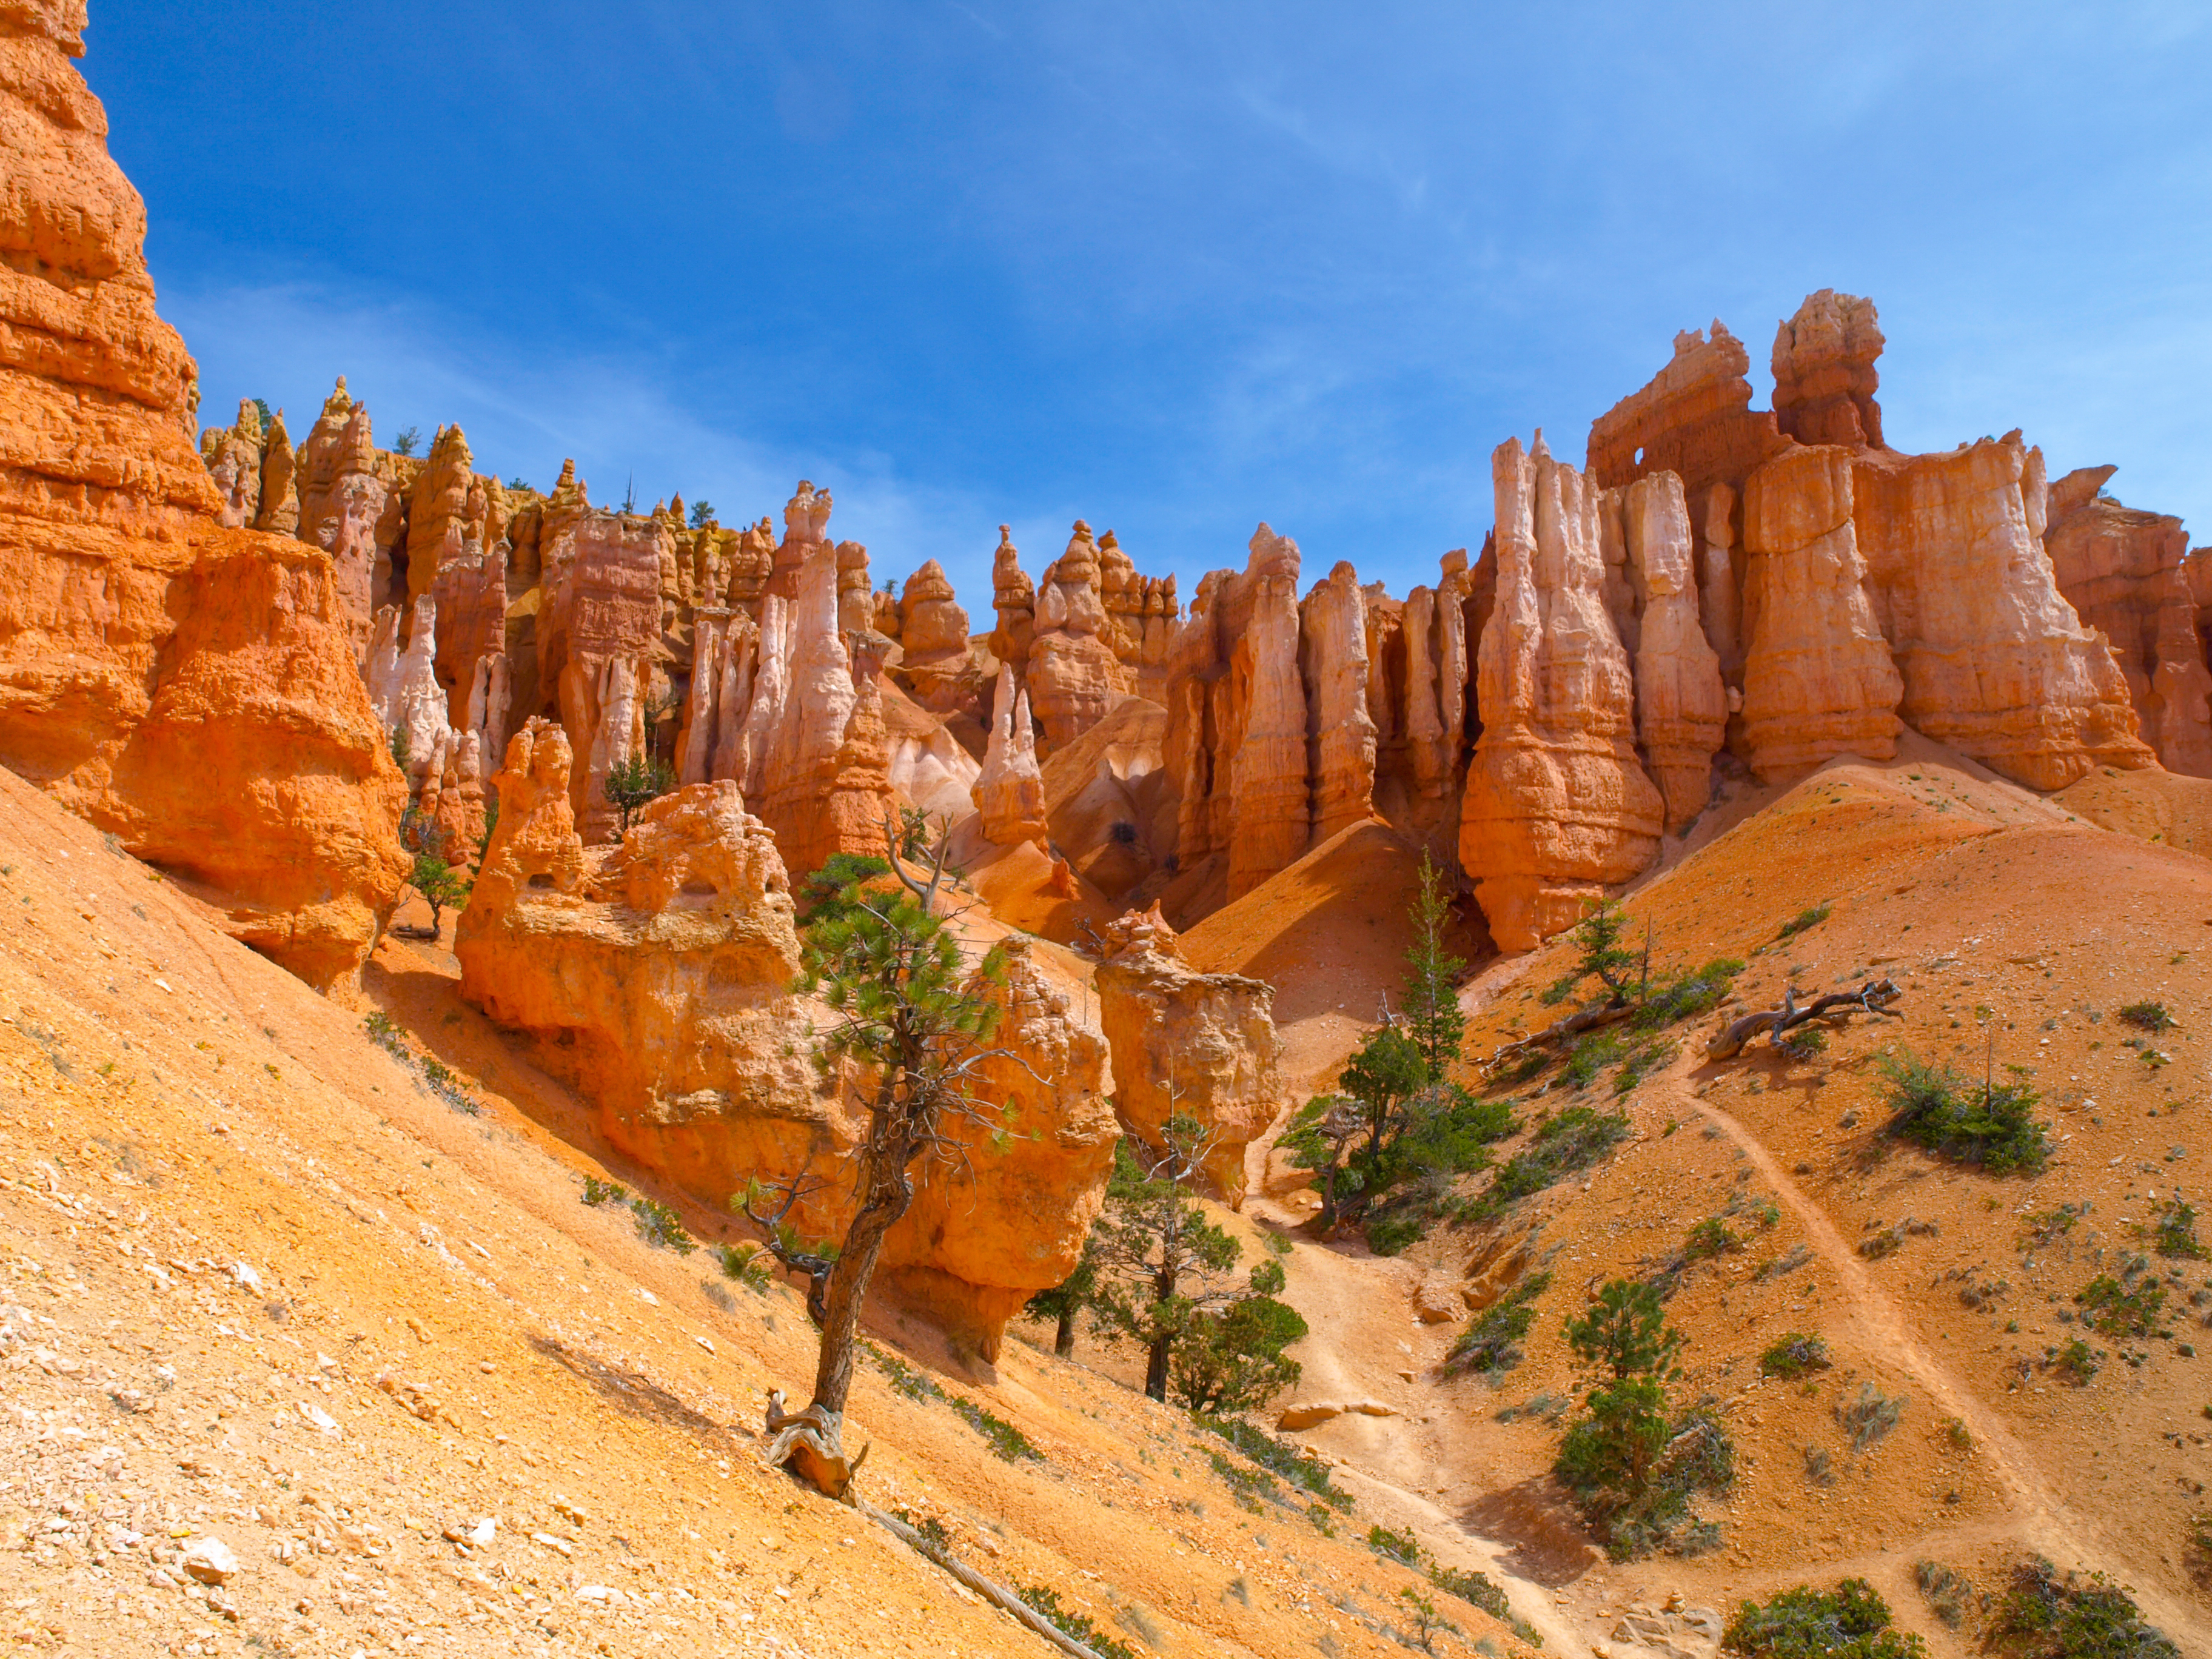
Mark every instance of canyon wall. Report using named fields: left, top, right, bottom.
left=457, top=717, right=1111, bottom=1358
left=0, top=2, right=406, bottom=988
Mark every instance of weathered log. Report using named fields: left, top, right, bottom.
left=1706, top=977, right=1903, bottom=1060
left=862, top=1501, right=1107, bottom=1658
left=1484, top=998, right=1634, bottom=1071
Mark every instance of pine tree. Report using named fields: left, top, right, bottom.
left=756, top=820, right=1014, bottom=1496
left=1401, top=852, right=1467, bottom=1079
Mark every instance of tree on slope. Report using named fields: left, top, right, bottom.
left=1087, top=1111, right=1304, bottom=1409
left=1281, top=852, right=1507, bottom=1248
left=757, top=817, right=1015, bottom=1498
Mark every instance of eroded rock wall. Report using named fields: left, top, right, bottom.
left=0, top=3, right=405, bottom=988
left=1093, top=907, right=1285, bottom=1208
left=458, top=719, right=1110, bottom=1359
left=1458, top=436, right=1663, bottom=950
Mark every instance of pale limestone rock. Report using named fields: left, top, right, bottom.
left=459, top=723, right=1106, bottom=1359
left=2046, top=470, right=2212, bottom=779
left=1772, top=289, right=1885, bottom=448
left=1094, top=912, right=1285, bottom=1208
left=988, top=525, right=1035, bottom=676
left=1028, top=520, right=1131, bottom=752
left=1224, top=525, right=1310, bottom=899
left=1850, top=437, right=2151, bottom=788
left=1698, top=481, right=1743, bottom=683
left=1460, top=435, right=1663, bottom=951
left=1299, top=561, right=1376, bottom=845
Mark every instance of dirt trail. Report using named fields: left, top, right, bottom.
left=1244, top=1190, right=1595, bottom=1657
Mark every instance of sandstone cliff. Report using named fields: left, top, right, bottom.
left=458, top=718, right=1110, bottom=1359
left=1093, top=905, right=1286, bottom=1207
left=2046, top=470, right=2212, bottom=778
left=1458, top=435, right=1663, bottom=950
left=0, top=2, right=405, bottom=988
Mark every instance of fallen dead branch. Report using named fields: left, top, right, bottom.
left=1483, top=999, right=1635, bottom=1073
left=1706, top=977, right=1904, bottom=1061
left=862, top=1501, right=1105, bottom=1658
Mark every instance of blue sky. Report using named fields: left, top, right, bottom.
left=90, top=1, right=2211, bottom=607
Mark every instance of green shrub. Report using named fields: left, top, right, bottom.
left=1561, top=1030, right=1627, bottom=1090
left=1760, top=1333, right=1832, bottom=1380
left=2147, top=1199, right=2205, bottom=1260
left=1879, top=1050, right=2049, bottom=1174
left=1914, top=1560, right=1973, bottom=1631
left=1777, top=1025, right=1829, bottom=1061
left=1367, top=1523, right=1420, bottom=1564
left=1684, top=1218, right=1742, bottom=1262
left=949, top=1394, right=1042, bottom=1461
left=1724, top=1578, right=1926, bottom=1658
left=580, top=1176, right=627, bottom=1207
left=1448, top=1271, right=1553, bottom=1374
left=1631, top=959, right=1744, bottom=1031
left=1426, top=1563, right=1507, bottom=1620
left=1834, top=1382, right=1905, bottom=1452
left=1486, top=1107, right=1631, bottom=1207
left=1193, top=1415, right=1353, bottom=1510
left=890, top=1507, right=953, bottom=1561
left=1777, top=904, right=1832, bottom=940
left=1613, top=1037, right=1677, bottom=1095
left=2075, top=1274, right=2166, bottom=1339
left=866, top=1342, right=945, bottom=1403
left=714, top=1242, right=773, bottom=1292
left=2117, top=1001, right=2174, bottom=1034
left=1016, top=1586, right=1138, bottom=1659
left=628, top=1195, right=695, bottom=1253
left=1989, top=1557, right=2179, bottom=1658
left=1555, top=1386, right=1732, bottom=1560
left=2049, top=1338, right=2099, bottom=1385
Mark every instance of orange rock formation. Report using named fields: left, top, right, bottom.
left=1093, top=906, right=1285, bottom=1207
left=1458, top=436, right=1663, bottom=950
left=458, top=718, right=1109, bottom=1358
left=0, top=2, right=405, bottom=988
left=2045, top=469, right=2212, bottom=777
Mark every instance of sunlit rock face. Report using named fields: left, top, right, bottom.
left=1458, top=435, right=1663, bottom=951
left=1094, top=906, right=1285, bottom=1208
left=458, top=719, right=1110, bottom=1361
left=0, top=2, right=405, bottom=989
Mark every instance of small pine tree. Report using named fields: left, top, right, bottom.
left=1087, top=1115, right=1246, bottom=1402
left=1543, top=897, right=1641, bottom=1006
left=1402, top=853, right=1467, bottom=1079
left=1566, top=1279, right=1684, bottom=1381
left=757, top=822, right=1015, bottom=1495
left=689, top=499, right=716, bottom=529
left=391, top=424, right=421, bottom=457
left=1024, top=1253, right=1099, bottom=1359
left=603, top=751, right=675, bottom=835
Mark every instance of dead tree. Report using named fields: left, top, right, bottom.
left=1706, top=977, right=1904, bottom=1060
left=732, top=1176, right=837, bottom=1328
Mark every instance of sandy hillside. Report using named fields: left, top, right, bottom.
left=0, top=763, right=1544, bottom=1659
left=1224, top=745, right=2210, bottom=1654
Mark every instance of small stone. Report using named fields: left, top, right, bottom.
left=181, top=1536, right=240, bottom=1584
left=230, top=1262, right=263, bottom=1292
